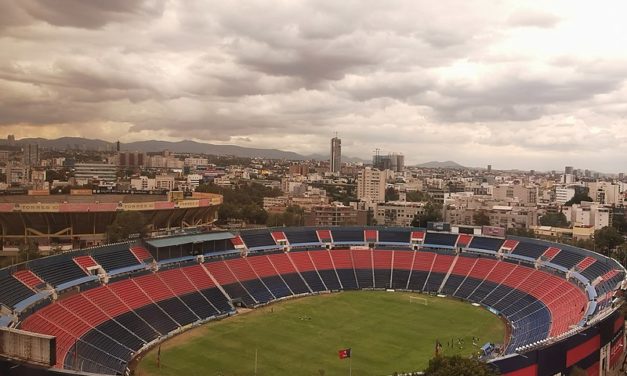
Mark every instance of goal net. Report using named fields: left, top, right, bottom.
left=409, top=296, right=428, bottom=306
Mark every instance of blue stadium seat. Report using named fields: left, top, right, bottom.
left=378, top=229, right=411, bottom=244
left=512, top=242, right=547, bottom=259
left=29, top=255, right=87, bottom=287
left=92, top=244, right=140, bottom=271
left=468, top=237, right=504, bottom=251
left=423, top=232, right=458, bottom=247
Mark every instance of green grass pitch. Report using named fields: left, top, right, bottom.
left=136, top=291, right=505, bottom=376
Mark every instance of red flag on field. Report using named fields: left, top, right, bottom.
left=338, top=348, right=351, bottom=359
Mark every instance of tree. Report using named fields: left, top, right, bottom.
left=473, top=210, right=491, bottom=226
left=424, top=355, right=499, bottom=376
left=18, top=240, right=41, bottom=263
left=311, top=182, right=356, bottom=205
left=266, top=206, right=304, bottom=227
left=106, top=211, right=148, bottom=243
left=411, top=202, right=443, bottom=227
left=539, top=212, right=569, bottom=228
left=197, top=182, right=279, bottom=225
left=385, top=187, right=399, bottom=202
left=573, top=238, right=595, bottom=251
left=406, top=191, right=431, bottom=202
left=506, top=227, right=536, bottom=238
left=612, top=245, right=627, bottom=268
left=564, top=188, right=594, bottom=206
left=366, top=208, right=376, bottom=226
left=612, top=212, right=627, bottom=234
left=594, top=226, right=625, bottom=255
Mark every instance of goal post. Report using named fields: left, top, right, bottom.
left=409, top=296, right=428, bottom=306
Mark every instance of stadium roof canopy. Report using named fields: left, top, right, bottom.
left=146, top=232, right=234, bottom=249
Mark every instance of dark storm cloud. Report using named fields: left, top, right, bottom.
left=237, top=47, right=376, bottom=83
left=18, top=0, right=165, bottom=29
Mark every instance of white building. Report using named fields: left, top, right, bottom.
left=357, top=167, right=387, bottom=203
left=155, top=175, right=175, bottom=191
left=131, top=175, right=175, bottom=191
left=74, top=163, right=117, bottom=185
left=147, top=155, right=184, bottom=169
left=131, top=176, right=155, bottom=190
left=587, top=181, right=622, bottom=205
left=562, top=202, right=610, bottom=230
left=555, top=186, right=576, bottom=204
left=184, top=157, right=209, bottom=168
left=5, top=163, right=29, bottom=185
left=186, top=174, right=203, bottom=190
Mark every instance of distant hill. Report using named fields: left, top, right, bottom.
left=16, top=137, right=366, bottom=162
left=122, top=140, right=309, bottom=160
left=414, top=160, right=465, bottom=169
left=16, top=137, right=113, bottom=151
left=305, top=153, right=366, bottom=163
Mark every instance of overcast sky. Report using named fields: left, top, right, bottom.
left=1, top=1, right=627, bottom=171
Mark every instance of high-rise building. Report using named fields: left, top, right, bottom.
left=23, top=144, right=39, bottom=166
left=357, top=167, right=386, bottom=202
left=372, top=153, right=404, bottom=172
left=565, top=166, right=574, bottom=175
left=118, top=151, right=146, bottom=168
left=389, top=153, right=404, bottom=172
left=330, top=136, right=341, bottom=173
left=487, top=164, right=492, bottom=173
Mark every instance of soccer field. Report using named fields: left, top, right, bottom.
left=136, top=291, right=505, bottom=376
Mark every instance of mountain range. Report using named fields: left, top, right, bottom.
left=14, top=137, right=367, bottom=162
left=12, top=137, right=467, bottom=167
left=413, top=160, right=465, bottom=169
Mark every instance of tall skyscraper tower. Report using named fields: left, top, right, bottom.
left=330, top=135, right=341, bottom=173
left=23, top=144, right=39, bottom=166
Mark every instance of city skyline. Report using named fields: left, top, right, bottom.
left=1, top=1, right=627, bottom=171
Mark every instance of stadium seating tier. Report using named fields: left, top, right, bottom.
left=7, top=228, right=624, bottom=375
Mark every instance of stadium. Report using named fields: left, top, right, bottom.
left=0, top=192, right=222, bottom=252
left=0, top=226, right=624, bottom=375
